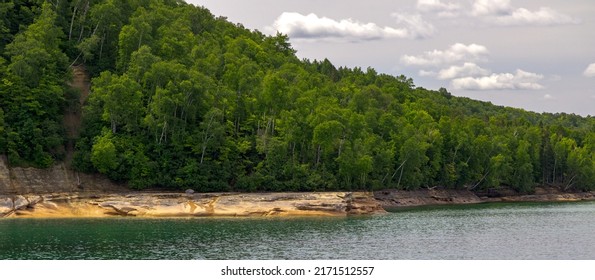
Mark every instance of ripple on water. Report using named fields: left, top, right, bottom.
left=1, top=201, right=595, bottom=259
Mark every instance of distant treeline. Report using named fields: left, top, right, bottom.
left=1, top=0, right=593, bottom=192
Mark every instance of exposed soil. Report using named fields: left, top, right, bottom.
left=63, top=65, right=90, bottom=166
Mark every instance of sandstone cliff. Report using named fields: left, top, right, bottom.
left=0, top=192, right=384, bottom=218
left=0, top=155, right=127, bottom=194
left=0, top=156, right=384, bottom=217
left=3, top=156, right=594, bottom=218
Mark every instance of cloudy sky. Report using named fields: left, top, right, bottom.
left=187, top=0, right=595, bottom=116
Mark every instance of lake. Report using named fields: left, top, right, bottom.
left=1, top=201, right=594, bottom=259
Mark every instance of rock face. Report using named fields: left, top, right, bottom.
left=0, top=192, right=385, bottom=218
left=3, top=155, right=594, bottom=218
left=374, top=186, right=595, bottom=208
left=483, top=191, right=595, bottom=203
left=0, top=156, right=127, bottom=194
left=374, top=188, right=483, bottom=208
left=0, top=156, right=389, bottom=218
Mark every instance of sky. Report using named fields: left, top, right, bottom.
left=186, top=0, right=595, bottom=116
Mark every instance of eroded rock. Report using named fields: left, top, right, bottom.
left=374, top=189, right=483, bottom=208
left=0, top=156, right=127, bottom=195
left=13, top=195, right=29, bottom=210
left=0, top=197, right=14, bottom=216
left=1, top=192, right=384, bottom=218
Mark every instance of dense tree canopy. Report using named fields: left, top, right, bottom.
left=1, top=0, right=594, bottom=192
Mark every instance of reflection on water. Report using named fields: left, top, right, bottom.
left=1, top=201, right=594, bottom=259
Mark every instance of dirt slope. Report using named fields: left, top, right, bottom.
left=63, top=65, right=90, bottom=166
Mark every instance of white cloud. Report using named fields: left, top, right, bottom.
left=401, top=43, right=489, bottom=67
left=495, top=7, right=579, bottom=26
left=544, top=94, right=555, bottom=100
left=273, top=12, right=433, bottom=41
left=419, top=70, right=437, bottom=77
left=436, top=63, right=491, bottom=80
left=472, top=0, right=512, bottom=16
left=405, top=42, right=546, bottom=91
left=390, top=13, right=436, bottom=39
left=452, top=69, right=544, bottom=90
left=471, top=0, right=578, bottom=26
left=583, top=63, right=595, bottom=77
left=417, top=0, right=460, bottom=17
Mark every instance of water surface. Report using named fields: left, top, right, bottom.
left=1, top=201, right=594, bottom=259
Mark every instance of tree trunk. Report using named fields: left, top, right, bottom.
left=69, top=5, right=78, bottom=40
left=316, top=145, right=321, bottom=165
left=396, top=163, right=405, bottom=189
left=111, top=118, right=117, bottom=134
left=552, top=158, right=557, bottom=183
left=338, top=134, right=345, bottom=157
left=159, top=121, right=167, bottom=144
left=470, top=170, right=490, bottom=190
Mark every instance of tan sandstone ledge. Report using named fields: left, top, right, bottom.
left=0, top=192, right=385, bottom=218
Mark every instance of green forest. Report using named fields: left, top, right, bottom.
left=1, top=0, right=594, bottom=193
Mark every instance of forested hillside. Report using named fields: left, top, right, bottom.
left=1, top=0, right=593, bottom=192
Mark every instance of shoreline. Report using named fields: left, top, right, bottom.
left=0, top=191, right=384, bottom=218
left=373, top=186, right=595, bottom=208
left=1, top=186, right=594, bottom=218
left=3, top=157, right=594, bottom=218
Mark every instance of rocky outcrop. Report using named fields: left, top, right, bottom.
left=0, top=156, right=127, bottom=194
left=0, top=192, right=385, bottom=218
left=375, top=186, right=595, bottom=208
left=343, top=192, right=386, bottom=214
left=374, top=188, right=483, bottom=208
left=3, top=156, right=594, bottom=217
left=483, top=190, right=595, bottom=203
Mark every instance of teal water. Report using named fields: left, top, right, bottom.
left=1, top=201, right=595, bottom=259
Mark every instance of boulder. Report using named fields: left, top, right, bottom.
left=0, top=197, right=14, bottom=216
left=13, top=195, right=29, bottom=210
